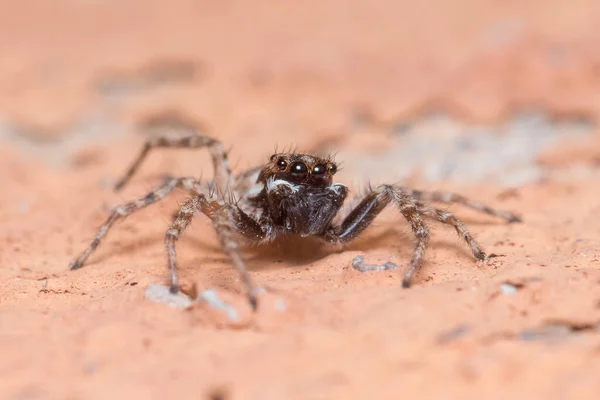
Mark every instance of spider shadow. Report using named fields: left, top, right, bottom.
left=78, top=232, right=222, bottom=267
left=239, top=213, right=513, bottom=272
left=79, top=216, right=510, bottom=276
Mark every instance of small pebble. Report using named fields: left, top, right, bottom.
left=144, top=284, right=241, bottom=322
left=144, top=284, right=193, bottom=309
left=500, top=283, right=519, bottom=295
left=198, top=289, right=240, bottom=322
left=352, top=255, right=398, bottom=272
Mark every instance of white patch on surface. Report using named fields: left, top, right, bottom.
left=500, top=283, right=519, bottom=295
left=266, top=177, right=301, bottom=193
left=144, top=284, right=241, bottom=321
left=198, top=289, right=240, bottom=322
left=144, top=284, right=193, bottom=309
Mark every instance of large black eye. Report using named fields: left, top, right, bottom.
left=312, top=164, right=327, bottom=176
left=290, top=161, right=308, bottom=178
left=328, top=164, right=337, bottom=174
left=276, top=158, right=288, bottom=171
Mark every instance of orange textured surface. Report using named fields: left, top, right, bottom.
left=2, top=1, right=600, bottom=399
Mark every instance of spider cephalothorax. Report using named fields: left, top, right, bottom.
left=70, top=128, right=521, bottom=310
left=253, top=153, right=347, bottom=237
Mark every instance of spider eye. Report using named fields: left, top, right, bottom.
left=328, top=164, right=337, bottom=174
left=290, top=161, right=308, bottom=178
left=276, top=158, right=288, bottom=171
left=312, top=164, right=327, bottom=176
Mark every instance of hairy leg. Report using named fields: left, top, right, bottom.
left=165, top=196, right=203, bottom=294
left=70, top=177, right=203, bottom=270
left=212, top=206, right=266, bottom=309
left=322, top=184, right=430, bottom=288
left=114, top=133, right=234, bottom=198
left=405, top=188, right=521, bottom=222
left=233, top=166, right=262, bottom=195
left=415, top=202, right=486, bottom=260
left=165, top=194, right=267, bottom=309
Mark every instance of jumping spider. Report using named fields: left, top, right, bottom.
left=70, top=130, right=521, bottom=309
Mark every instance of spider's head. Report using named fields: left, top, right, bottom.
left=257, top=152, right=346, bottom=236
left=259, top=153, right=338, bottom=187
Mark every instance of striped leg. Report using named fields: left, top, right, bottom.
left=406, top=189, right=521, bottom=222
left=323, top=185, right=499, bottom=287
left=415, top=202, right=486, bottom=261
left=165, top=194, right=266, bottom=310
left=322, top=185, right=431, bottom=288
left=114, top=133, right=234, bottom=199
left=70, top=177, right=202, bottom=270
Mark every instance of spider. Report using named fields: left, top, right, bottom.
left=70, top=129, right=521, bottom=310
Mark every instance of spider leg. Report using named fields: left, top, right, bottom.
left=165, top=194, right=267, bottom=310
left=405, top=188, right=521, bottom=222
left=114, top=133, right=234, bottom=198
left=322, top=185, right=430, bottom=288
left=415, top=202, right=486, bottom=261
left=233, top=166, right=262, bottom=193
left=70, top=177, right=203, bottom=270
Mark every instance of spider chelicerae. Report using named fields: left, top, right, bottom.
left=70, top=127, right=521, bottom=310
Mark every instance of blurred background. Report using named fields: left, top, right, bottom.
left=2, top=0, right=599, bottom=187
left=3, top=2, right=600, bottom=399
